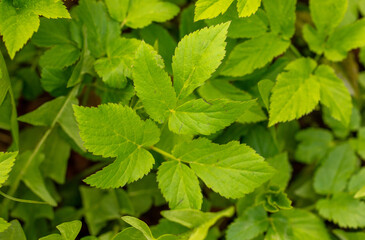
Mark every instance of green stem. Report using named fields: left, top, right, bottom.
left=289, top=44, right=302, bottom=58
left=0, top=190, right=47, bottom=205
left=148, top=146, right=180, bottom=161
left=1, top=86, right=80, bottom=216
left=0, top=51, right=19, bottom=149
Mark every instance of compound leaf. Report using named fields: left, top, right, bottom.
left=74, top=104, right=160, bottom=188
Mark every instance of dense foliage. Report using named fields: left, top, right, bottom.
left=1, top=0, right=365, bottom=239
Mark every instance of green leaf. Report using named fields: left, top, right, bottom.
left=95, top=37, right=141, bottom=89
left=267, top=152, right=292, bottom=189
left=74, top=104, right=160, bottom=188
left=194, top=0, right=234, bottom=21
left=133, top=42, right=176, bottom=123
left=262, top=0, right=296, bottom=39
left=161, top=207, right=234, bottom=240
left=237, top=0, right=262, bottom=17
left=198, top=79, right=252, bottom=101
left=269, top=58, right=320, bottom=126
left=80, top=186, right=121, bottom=235
left=124, top=0, right=180, bottom=29
left=206, top=6, right=269, bottom=39
left=314, top=143, right=357, bottom=195
left=122, top=216, right=154, bottom=240
left=317, top=192, right=365, bottom=228
left=226, top=205, right=268, bottom=240
left=0, top=218, right=10, bottom=233
left=325, top=19, right=365, bottom=61
left=172, top=138, right=274, bottom=198
left=295, top=128, right=333, bottom=164
left=172, top=22, right=230, bottom=99
left=39, top=44, right=80, bottom=69
left=105, top=0, right=129, bottom=22
left=349, top=168, right=365, bottom=193
left=315, top=65, right=352, bottom=126
left=309, top=0, right=348, bottom=35
left=113, top=227, right=147, bottom=240
left=258, top=79, right=275, bottom=110
left=0, top=0, right=70, bottom=59
left=168, top=99, right=255, bottom=135
left=0, top=151, right=18, bottom=187
left=40, top=221, right=82, bottom=240
left=157, top=161, right=202, bottom=209
left=277, top=209, right=331, bottom=240
left=0, top=220, right=26, bottom=240
left=32, top=18, right=73, bottom=47
left=72, top=0, right=119, bottom=58
left=257, top=186, right=292, bottom=212
left=333, top=229, right=365, bottom=240
left=265, top=212, right=294, bottom=239
left=222, top=33, right=290, bottom=77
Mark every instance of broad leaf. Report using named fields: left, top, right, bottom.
left=74, top=104, right=160, bottom=188
left=0, top=151, right=18, bottom=187
left=317, top=193, right=365, bottom=228
left=314, top=143, right=357, bottom=195
left=133, top=42, right=176, bottom=123
left=222, top=33, right=290, bottom=77
left=172, top=22, right=230, bottom=99
left=157, top=161, right=202, bottom=209
left=172, top=138, right=274, bottom=198
left=168, top=99, right=255, bottom=135
left=237, top=0, right=262, bottom=17
left=194, top=0, right=234, bottom=21
left=269, top=58, right=320, bottom=126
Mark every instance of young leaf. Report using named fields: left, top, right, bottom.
left=276, top=209, right=331, bottom=240
left=157, top=161, right=202, bottom=210
left=0, top=0, right=70, bottom=59
left=317, top=193, right=365, bottom=228
left=262, top=0, right=296, bottom=39
left=237, top=0, right=262, bottom=17
left=105, top=0, right=129, bottom=22
left=40, top=220, right=82, bottom=240
left=94, top=37, right=141, bottom=89
left=133, top=42, right=177, bottom=123
left=0, top=218, right=10, bottom=233
left=315, top=65, right=352, bottom=126
left=265, top=213, right=294, bottom=239
left=0, top=220, right=26, bottom=240
left=226, top=205, right=269, bottom=240
left=161, top=207, right=234, bottom=240
left=269, top=58, right=320, bottom=126
left=168, top=99, right=255, bottom=135
left=172, top=138, right=275, bottom=198
left=0, top=151, right=18, bottom=187
left=122, top=216, right=154, bottom=240
left=39, top=44, right=80, bottom=69
left=73, top=104, right=160, bottom=188
left=325, top=19, right=365, bottom=61
left=314, top=143, right=357, bottom=195
left=172, top=22, right=230, bottom=100
left=123, top=0, right=180, bottom=29
left=295, top=128, right=333, bottom=164
left=309, top=0, right=348, bottom=35
left=222, top=33, right=290, bottom=77
left=194, top=0, right=234, bottom=21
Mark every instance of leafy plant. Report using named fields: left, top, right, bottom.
left=0, top=0, right=365, bottom=239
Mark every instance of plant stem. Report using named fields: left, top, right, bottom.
left=0, top=51, right=19, bottom=149
left=290, top=44, right=302, bottom=58
left=0, top=190, right=47, bottom=205
left=1, top=85, right=79, bottom=216
left=148, top=146, right=180, bottom=161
